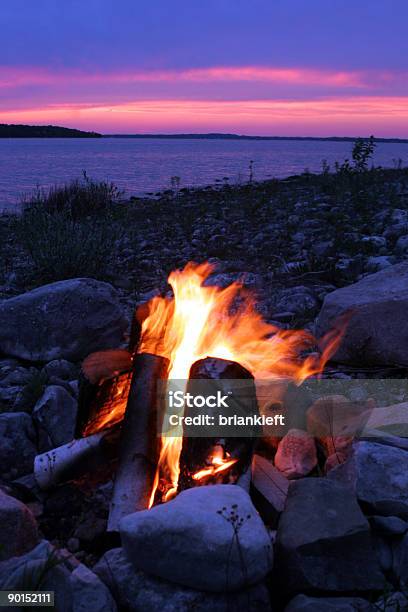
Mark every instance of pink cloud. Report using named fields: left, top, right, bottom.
left=1, top=97, right=407, bottom=137
left=0, top=65, right=382, bottom=89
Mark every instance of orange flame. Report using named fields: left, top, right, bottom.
left=139, top=262, right=346, bottom=504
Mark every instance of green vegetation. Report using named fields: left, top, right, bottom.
left=16, top=174, right=122, bottom=283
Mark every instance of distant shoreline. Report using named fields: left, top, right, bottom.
left=103, top=133, right=408, bottom=144
left=0, top=124, right=407, bottom=143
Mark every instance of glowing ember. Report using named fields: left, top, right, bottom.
left=191, top=444, right=238, bottom=482
left=138, top=262, right=346, bottom=504
left=192, top=458, right=238, bottom=481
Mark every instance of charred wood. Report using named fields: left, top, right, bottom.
left=107, top=352, right=169, bottom=531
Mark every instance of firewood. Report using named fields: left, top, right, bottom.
left=250, top=453, right=289, bottom=526
left=34, top=426, right=121, bottom=490
left=76, top=307, right=142, bottom=437
left=177, top=357, right=259, bottom=492
left=81, top=349, right=133, bottom=385
left=107, top=352, right=169, bottom=532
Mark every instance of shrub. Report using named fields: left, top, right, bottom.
left=18, top=176, right=121, bottom=283
left=22, top=172, right=123, bottom=219
left=18, top=207, right=116, bottom=283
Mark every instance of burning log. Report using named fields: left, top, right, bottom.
left=107, top=352, right=169, bottom=532
left=76, top=309, right=142, bottom=437
left=34, top=426, right=121, bottom=490
left=177, top=357, right=260, bottom=492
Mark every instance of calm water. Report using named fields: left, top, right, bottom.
left=1, top=137, right=407, bottom=211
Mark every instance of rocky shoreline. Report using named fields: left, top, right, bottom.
left=1, top=167, right=408, bottom=610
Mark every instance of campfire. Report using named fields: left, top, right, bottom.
left=34, top=262, right=345, bottom=530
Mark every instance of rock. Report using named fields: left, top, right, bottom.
left=0, top=491, right=39, bottom=560
left=392, top=532, right=408, bottom=588
left=274, top=286, right=318, bottom=316
left=43, top=359, right=79, bottom=380
left=274, top=429, right=317, bottom=479
left=361, top=235, right=386, bottom=249
left=120, top=485, right=273, bottom=592
left=366, top=255, right=393, bottom=272
left=374, top=592, right=408, bottom=611
left=70, top=564, right=117, bottom=612
left=0, top=278, right=127, bottom=362
left=306, top=395, right=371, bottom=458
left=363, top=402, right=408, bottom=438
left=395, top=234, right=408, bottom=253
left=324, top=452, right=350, bottom=473
left=315, top=262, right=408, bottom=366
left=275, top=478, right=383, bottom=594
left=0, top=412, right=37, bottom=478
left=311, top=240, right=333, bottom=257
left=328, top=442, right=408, bottom=519
left=372, top=533, right=393, bottom=573
left=284, top=594, right=372, bottom=611
left=0, top=540, right=116, bottom=612
left=0, top=365, right=39, bottom=408
left=369, top=515, right=408, bottom=536
left=94, top=548, right=271, bottom=612
left=33, top=385, right=78, bottom=450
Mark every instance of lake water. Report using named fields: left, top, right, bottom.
left=1, top=137, right=407, bottom=211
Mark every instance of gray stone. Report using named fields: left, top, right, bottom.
left=361, top=235, right=387, bottom=249
left=366, top=255, right=393, bottom=272
left=0, top=412, right=37, bottom=478
left=275, top=478, right=383, bottom=594
left=0, top=278, right=127, bottom=362
left=33, top=385, right=78, bottom=450
left=0, top=491, right=38, bottom=561
left=395, top=234, right=408, bottom=253
left=374, top=592, right=408, bottom=612
left=328, top=442, right=408, bottom=519
left=274, top=429, right=317, bottom=479
left=284, top=594, right=372, bottom=611
left=70, top=564, right=117, bottom=612
left=0, top=366, right=39, bottom=407
left=315, top=262, right=408, bottom=366
left=392, top=532, right=408, bottom=588
left=95, top=548, right=271, bottom=612
left=0, top=540, right=116, bottom=612
left=369, top=515, right=408, bottom=535
left=372, top=533, right=393, bottom=573
left=43, top=360, right=79, bottom=380
left=120, top=485, right=273, bottom=592
left=275, top=286, right=318, bottom=315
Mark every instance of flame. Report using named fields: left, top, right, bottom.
left=192, top=446, right=238, bottom=481
left=139, top=262, right=346, bottom=504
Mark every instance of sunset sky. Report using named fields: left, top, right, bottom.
left=1, top=0, right=408, bottom=136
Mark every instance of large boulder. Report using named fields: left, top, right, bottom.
left=0, top=491, right=39, bottom=560
left=0, top=412, right=37, bottom=478
left=0, top=278, right=127, bottom=362
left=315, top=262, right=408, bottom=366
left=328, top=442, right=408, bottom=519
left=120, top=485, right=273, bottom=592
left=94, top=547, right=271, bottom=612
left=275, top=478, right=383, bottom=594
